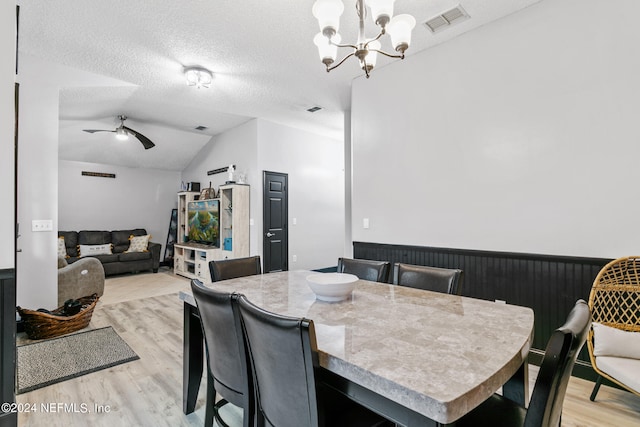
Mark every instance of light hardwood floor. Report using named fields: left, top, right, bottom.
left=15, top=269, right=640, bottom=426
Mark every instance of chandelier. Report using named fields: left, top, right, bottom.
left=312, top=0, right=416, bottom=78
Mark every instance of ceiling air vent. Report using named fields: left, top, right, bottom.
left=424, top=5, right=469, bottom=34
left=306, top=106, right=322, bottom=113
left=195, top=125, right=208, bottom=131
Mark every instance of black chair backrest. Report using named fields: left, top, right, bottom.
left=236, top=295, right=319, bottom=427
left=525, top=299, right=591, bottom=427
left=210, top=255, right=262, bottom=282
left=190, top=280, right=251, bottom=412
left=393, top=263, right=463, bottom=295
left=337, top=257, right=390, bottom=283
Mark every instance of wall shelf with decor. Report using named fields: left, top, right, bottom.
left=174, top=184, right=250, bottom=283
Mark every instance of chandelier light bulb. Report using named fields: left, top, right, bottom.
left=365, top=0, right=395, bottom=28
left=386, top=14, right=416, bottom=53
left=312, top=0, right=345, bottom=37
left=314, top=33, right=341, bottom=66
left=363, top=40, right=381, bottom=70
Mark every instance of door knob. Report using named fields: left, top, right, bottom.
left=266, top=232, right=275, bottom=237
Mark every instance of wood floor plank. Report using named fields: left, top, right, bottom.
left=15, top=268, right=640, bottom=426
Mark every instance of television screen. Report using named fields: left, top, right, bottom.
left=187, top=199, right=220, bottom=246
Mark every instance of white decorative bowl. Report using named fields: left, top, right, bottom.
left=306, top=273, right=359, bottom=302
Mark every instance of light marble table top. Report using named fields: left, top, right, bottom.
left=180, top=270, right=534, bottom=424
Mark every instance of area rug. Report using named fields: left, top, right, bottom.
left=16, top=326, right=139, bottom=394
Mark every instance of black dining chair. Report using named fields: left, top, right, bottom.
left=209, top=255, right=262, bottom=282
left=455, top=299, right=591, bottom=427
left=190, top=280, right=253, bottom=427
left=235, top=295, right=391, bottom=427
left=337, top=257, right=390, bottom=283
left=392, top=263, right=463, bottom=295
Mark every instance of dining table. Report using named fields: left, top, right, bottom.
left=179, top=270, right=534, bottom=426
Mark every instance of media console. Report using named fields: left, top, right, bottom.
left=174, top=184, right=250, bottom=283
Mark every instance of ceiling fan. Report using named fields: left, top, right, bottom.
left=83, top=115, right=155, bottom=150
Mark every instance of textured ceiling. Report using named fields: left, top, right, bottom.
left=17, top=0, right=541, bottom=171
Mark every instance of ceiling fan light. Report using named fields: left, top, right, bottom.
left=387, top=14, right=416, bottom=53
left=115, top=127, right=129, bottom=141
left=365, top=0, right=395, bottom=28
left=314, top=33, right=341, bottom=65
left=184, top=66, right=213, bottom=89
left=312, top=0, right=344, bottom=37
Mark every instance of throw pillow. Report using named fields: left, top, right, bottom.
left=126, top=234, right=151, bottom=253
left=79, top=243, right=113, bottom=257
left=592, top=322, right=640, bottom=359
left=57, top=236, right=68, bottom=258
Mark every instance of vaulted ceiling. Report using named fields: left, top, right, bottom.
left=18, top=0, right=541, bottom=170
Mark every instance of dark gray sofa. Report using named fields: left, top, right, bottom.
left=59, top=228, right=161, bottom=276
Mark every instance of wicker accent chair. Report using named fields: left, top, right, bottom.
left=587, top=256, right=640, bottom=401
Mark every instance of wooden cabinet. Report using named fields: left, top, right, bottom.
left=173, top=244, right=219, bottom=283
left=174, top=184, right=250, bottom=283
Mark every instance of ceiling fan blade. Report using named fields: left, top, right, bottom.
left=83, top=129, right=115, bottom=133
left=123, top=126, right=155, bottom=149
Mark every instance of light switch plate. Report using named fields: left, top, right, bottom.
left=32, top=219, right=53, bottom=232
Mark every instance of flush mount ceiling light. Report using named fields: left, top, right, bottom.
left=312, top=0, right=416, bottom=78
left=184, top=66, right=213, bottom=88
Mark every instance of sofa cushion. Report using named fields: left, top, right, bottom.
left=78, top=230, right=112, bottom=246
left=596, top=356, right=640, bottom=393
left=118, top=251, right=152, bottom=262
left=92, top=254, right=119, bottom=264
left=79, top=243, right=113, bottom=257
left=112, top=229, right=147, bottom=253
left=59, top=231, right=78, bottom=257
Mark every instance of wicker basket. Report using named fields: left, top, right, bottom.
left=17, top=294, right=99, bottom=340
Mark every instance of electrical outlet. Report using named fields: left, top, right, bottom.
left=32, top=219, right=53, bottom=232
left=363, top=218, right=370, bottom=229
left=292, top=255, right=297, bottom=262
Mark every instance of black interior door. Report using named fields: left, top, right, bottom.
left=263, top=171, right=288, bottom=273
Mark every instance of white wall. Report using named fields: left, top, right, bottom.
left=0, top=2, right=16, bottom=269
left=16, top=78, right=59, bottom=308
left=14, top=48, right=148, bottom=309
left=257, top=119, right=344, bottom=270
left=351, top=0, right=640, bottom=259
left=58, top=160, right=181, bottom=256
left=181, top=120, right=259, bottom=253
left=182, top=118, right=345, bottom=270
